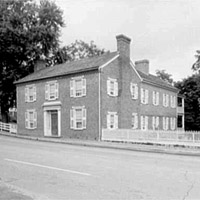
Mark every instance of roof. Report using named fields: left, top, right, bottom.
left=15, top=51, right=118, bottom=84
left=136, top=70, right=178, bottom=92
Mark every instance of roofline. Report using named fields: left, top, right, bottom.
left=142, top=79, right=178, bottom=92
left=15, top=66, right=99, bottom=85
left=130, top=59, right=143, bottom=81
left=99, top=54, right=119, bottom=69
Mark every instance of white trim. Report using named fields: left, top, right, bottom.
left=43, top=101, right=61, bottom=107
left=99, top=54, right=119, bottom=69
left=71, top=75, right=84, bottom=80
left=130, top=60, right=143, bottom=81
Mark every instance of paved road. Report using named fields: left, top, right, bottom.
left=0, top=135, right=200, bottom=200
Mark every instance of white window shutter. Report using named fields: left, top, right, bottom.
left=34, top=111, right=37, bottom=128
left=163, top=94, right=165, bottom=106
left=70, top=109, right=74, bottom=129
left=166, top=117, right=169, bottom=130
left=135, top=114, right=138, bottom=128
left=153, top=91, right=155, bottom=105
left=114, top=81, right=118, bottom=96
left=25, top=87, right=28, bottom=102
left=107, top=80, right=110, bottom=95
left=45, top=84, right=49, bottom=100
left=156, top=117, right=159, bottom=129
left=156, top=92, right=159, bottom=105
left=135, top=84, right=138, bottom=99
left=152, top=116, right=155, bottom=129
left=163, top=117, right=165, bottom=130
left=70, top=80, right=74, bottom=97
left=25, top=111, right=29, bottom=128
left=82, top=78, right=86, bottom=96
left=107, top=113, right=110, bottom=129
left=114, top=114, right=118, bottom=129
left=33, top=86, right=36, bottom=101
left=130, top=83, right=133, bottom=96
left=55, top=82, right=59, bottom=99
left=141, top=116, right=143, bottom=130
left=141, top=88, right=144, bottom=103
left=82, top=108, right=86, bottom=129
left=145, top=116, right=148, bottom=130
left=145, top=90, right=149, bottom=104
left=166, top=95, right=169, bottom=107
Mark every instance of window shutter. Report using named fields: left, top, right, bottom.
left=163, top=117, right=165, bottom=130
left=45, top=84, right=49, bottom=100
left=153, top=91, right=155, bottom=105
left=156, top=117, right=159, bottom=129
left=25, top=111, right=29, bottom=128
left=114, top=114, right=118, bottom=129
left=70, top=109, right=74, bottom=129
left=145, top=90, right=149, bottom=104
left=82, top=108, right=86, bottom=129
left=166, top=95, right=169, bottom=107
left=156, top=92, right=159, bottom=105
left=34, top=111, right=37, bottom=128
left=166, top=117, right=169, bottom=130
left=135, top=114, right=138, bottom=128
left=152, top=116, right=155, bottom=130
left=145, top=116, right=148, bottom=130
left=82, top=78, right=86, bottom=96
left=107, top=113, right=110, bottom=129
left=114, top=81, right=118, bottom=96
left=107, top=80, right=111, bottom=95
left=135, top=84, right=138, bottom=99
left=141, top=88, right=144, bottom=103
left=70, top=80, right=74, bottom=97
left=33, top=86, right=36, bottom=101
left=163, top=94, right=165, bottom=106
left=55, top=82, right=59, bottom=99
left=25, top=87, right=28, bottom=102
left=130, top=83, right=133, bottom=96
left=141, top=116, right=143, bottom=130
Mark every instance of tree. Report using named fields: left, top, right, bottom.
left=175, top=74, right=200, bottom=130
left=0, top=0, right=64, bottom=122
left=156, top=69, right=173, bottom=84
left=48, top=40, right=106, bottom=66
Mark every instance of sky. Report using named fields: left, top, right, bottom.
left=53, top=0, right=200, bottom=81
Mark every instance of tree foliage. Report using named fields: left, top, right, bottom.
left=0, top=0, right=64, bottom=121
left=192, top=50, right=200, bottom=72
left=156, top=69, right=173, bottom=84
left=175, top=74, right=200, bottom=130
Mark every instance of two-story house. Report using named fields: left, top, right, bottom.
left=15, top=34, right=183, bottom=140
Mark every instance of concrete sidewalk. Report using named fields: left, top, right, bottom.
left=1, top=131, right=200, bottom=156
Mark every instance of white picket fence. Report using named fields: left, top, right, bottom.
left=102, top=129, right=200, bottom=145
left=0, top=122, right=17, bottom=134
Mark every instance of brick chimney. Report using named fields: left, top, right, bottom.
left=116, top=34, right=131, bottom=59
left=135, top=59, right=149, bottom=75
left=34, top=58, right=46, bottom=72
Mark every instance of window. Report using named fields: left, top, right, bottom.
left=163, top=117, right=169, bottom=130
left=152, top=116, right=159, bottom=130
left=25, top=85, right=36, bottom=102
left=177, top=115, right=183, bottom=128
left=107, top=78, right=118, bottom=97
left=170, top=117, right=176, bottom=130
left=70, top=107, right=86, bottom=130
left=170, top=95, right=176, bottom=108
left=153, top=91, right=159, bottom=106
left=130, top=83, right=138, bottom=99
left=70, top=77, right=86, bottom=97
left=132, top=113, right=138, bottom=129
left=25, top=110, right=37, bottom=129
left=45, top=81, right=59, bottom=100
left=141, top=116, right=148, bottom=130
left=141, top=88, right=148, bottom=104
left=163, top=93, right=169, bottom=107
left=107, top=112, right=118, bottom=129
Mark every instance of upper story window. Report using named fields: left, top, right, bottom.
left=153, top=91, right=159, bottom=106
left=25, top=109, right=37, bottom=129
left=130, top=83, right=138, bottom=99
left=70, top=106, right=86, bottom=130
left=107, top=78, right=118, bottom=97
left=107, top=112, right=118, bottom=129
left=152, top=116, right=159, bottom=130
left=25, top=84, right=36, bottom=102
left=177, top=96, right=183, bottom=107
left=70, top=77, right=86, bottom=98
left=170, top=95, right=176, bottom=108
left=45, top=81, right=59, bottom=101
left=141, top=116, right=148, bottom=130
left=163, top=93, right=169, bottom=107
left=141, top=88, right=148, bottom=104
left=132, top=113, right=138, bottom=129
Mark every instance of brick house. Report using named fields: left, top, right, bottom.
left=15, top=34, right=184, bottom=140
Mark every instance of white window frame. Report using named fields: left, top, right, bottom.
left=132, top=113, right=138, bottom=129
left=130, top=83, right=138, bottom=99
left=70, top=76, right=86, bottom=98
left=107, top=77, right=118, bottom=97
left=141, top=115, right=148, bottom=130
left=25, top=84, right=36, bottom=102
left=163, top=93, right=169, bottom=107
left=45, top=81, right=59, bottom=101
left=107, top=112, right=118, bottom=129
left=141, top=88, right=148, bottom=104
left=153, top=91, right=159, bottom=106
left=25, top=109, right=37, bottom=129
left=70, top=106, right=86, bottom=130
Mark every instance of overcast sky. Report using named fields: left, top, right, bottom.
left=54, top=0, right=200, bottom=81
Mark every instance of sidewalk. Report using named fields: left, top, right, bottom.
left=1, top=131, right=200, bottom=156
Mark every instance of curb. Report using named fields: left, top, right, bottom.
left=1, top=131, right=200, bottom=157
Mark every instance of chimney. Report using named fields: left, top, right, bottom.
left=34, top=58, right=46, bottom=72
left=116, top=34, right=131, bottom=59
left=135, top=59, right=149, bottom=75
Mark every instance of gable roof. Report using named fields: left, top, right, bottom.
left=15, top=51, right=119, bottom=84
left=136, top=70, right=178, bottom=92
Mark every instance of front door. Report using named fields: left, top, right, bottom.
left=51, top=110, right=58, bottom=136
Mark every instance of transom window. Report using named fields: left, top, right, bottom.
left=25, top=110, right=37, bottom=129
left=70, top=107, right=86, bottom=130
left=45, top=81, right=59, bottom=100
left=70, top=77, right=86, bottom=97
left=25, top=84, right=36, bottom=102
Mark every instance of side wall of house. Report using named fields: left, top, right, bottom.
left=17, top=70, right=99, bottom=140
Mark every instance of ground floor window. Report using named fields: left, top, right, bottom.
left=141, top=116, right=148, bottom=130
left=177, top=115, right=183, bottom=128
left=132, top=113, right=138, bottom=129
left=70, top=107, right=86, bottom=130
left=25, top=109, right=37, bottom=129
left=170, top=117, right=176, bottom=130
left=152, top=116, right=159, bottom=130
left=107, top=112, right=118, bottom=129
left=163, top=117, right=169, bottom=130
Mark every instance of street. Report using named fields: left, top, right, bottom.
left=0, top=135, right=200, bottom=200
